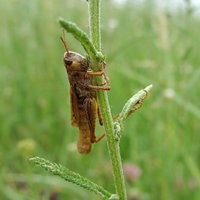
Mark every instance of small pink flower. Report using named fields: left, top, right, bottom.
left=123, top=163, right=142, bottom=182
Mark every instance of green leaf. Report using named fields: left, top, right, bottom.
left=58, top=18, right=105, bottom=63
left=30, top=157, right=111, bottom=199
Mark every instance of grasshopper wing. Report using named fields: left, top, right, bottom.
left=70, top=86, right=79, bottom=127
left=83, top=97, right=98, bottom=143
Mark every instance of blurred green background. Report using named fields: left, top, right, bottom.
left=1, top=0, right=200, bottom=199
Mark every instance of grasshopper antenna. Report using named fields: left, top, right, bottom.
left=60, top=30, right=70, bottom=56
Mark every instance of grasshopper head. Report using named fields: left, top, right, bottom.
left=63, top=51, right=88, bottom=71
left=61, top=36, right=88, bottom=71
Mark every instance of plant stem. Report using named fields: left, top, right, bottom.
left=88, top=1, right=127, bottom=199
left=88, top=0, right=101, bottom=50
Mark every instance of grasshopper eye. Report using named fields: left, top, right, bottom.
left=64, top=60, right=73, bottom=66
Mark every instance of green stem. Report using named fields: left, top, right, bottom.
left=88, top=0, right=101, bottom=50
left=88, top=1, right=127, bottom=199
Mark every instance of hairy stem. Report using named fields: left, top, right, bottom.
left=88, top=0, right=127, bottom=199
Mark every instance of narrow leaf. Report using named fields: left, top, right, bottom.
left=30, top=157, right=111, bottom=199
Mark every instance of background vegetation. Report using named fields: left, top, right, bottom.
left=1, top=0, right=200, bottom=199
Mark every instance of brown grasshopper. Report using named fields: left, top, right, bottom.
left=61, top=36, right=110, bottom=154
